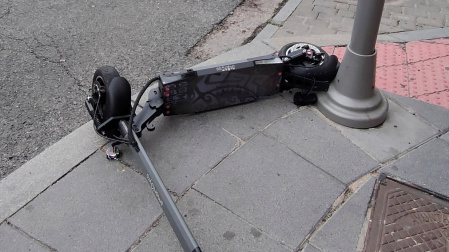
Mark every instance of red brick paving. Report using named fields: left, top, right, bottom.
left=376, top=65, right=409, bottom=97
left=376, top=43, right=407, bottom=67
left=324, top=38, right=449, bottom=109
left=408, top=56, right=449, bottom=95
left=320, top=46, right=334, bottom=56
left=406, top=40, right=449, bottom=63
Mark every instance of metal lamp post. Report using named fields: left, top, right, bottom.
left=316, top=0, right=389, bottom=128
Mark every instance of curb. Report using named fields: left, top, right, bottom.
left=253, top=0, right=304, bottom=41
left=271, top=0, right=303, bottom=26
left=0, top=122, right=107, bottom=223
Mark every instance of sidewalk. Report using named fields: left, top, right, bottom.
left=1, top=0, right=449, bottom=251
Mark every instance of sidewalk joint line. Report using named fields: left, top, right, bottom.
left=6, top=220, right=58, bottom=252
left=308, top=106, right=381, bottom=162
left=407, top=54, right=449, bottom=64
left=404, top=42, right=412, bottom=97
left=191, top=188, right=295, bottom=250
left=2, top=149, right=99, bottom=222
left=412, top=88, right=449, bottom=98
left=261, top=130, right=347, bottom=187
left=296, top=172, right=377, bottom=251
left=377, top=130, right=445, bottom=169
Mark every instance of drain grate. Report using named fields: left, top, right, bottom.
left=364, top=176, right=449, bottom=252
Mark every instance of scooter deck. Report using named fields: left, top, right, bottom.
left=160, top=54, right=283, bottom=115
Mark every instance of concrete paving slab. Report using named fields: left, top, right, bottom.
left=200, top=95, right=297, bottom=140
left=309, top=177, right=376, bottom=252
left=193, top=40, right=276, bottom=68
left=0, top=121, right=106, bottom=223
left=384, top=92, right=449, bottom=131
left=334, top=99, right=440, bottom=163
left=8, top=151, right=162, bottom=252
left=134, top=190, right=291, bottom=252
left=194, top=133, right=345, bottom=248
left=0, top=223, right=50, bottom=252
left=264, top=108, right=379, bottom=184
left=118, top=114, right=238, bottom=195
left=381, top=138, right=449, bottom=197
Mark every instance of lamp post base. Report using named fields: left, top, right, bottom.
left=316, top=46, right=388, bottom=128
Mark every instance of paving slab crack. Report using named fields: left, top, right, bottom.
left=190, top=131, right=243, bottom=189
left=126, top=214, right=164, bottom=252
left=221, top=127, right=246, bottom=152
left=262, top=107, right=301, bottom=131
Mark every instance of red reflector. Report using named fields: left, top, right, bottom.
left=278, top=72, right=282, bottom=76
left=164, top=86, right=170, bottom=91
left=165, top=105, right=170, bottom=109
left=276, top=83, right=280, bottom=87
left=166, top=111, right=171, bottom=115
left=164, top=92, right=170, bottom=97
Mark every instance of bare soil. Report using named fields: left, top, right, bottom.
left=188, top=0, right=287, bottom=60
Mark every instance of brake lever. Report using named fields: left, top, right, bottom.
left=281, top=48, right=306, bottom=63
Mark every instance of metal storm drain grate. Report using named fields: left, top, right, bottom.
left=364, top=176, right=449, bottom=252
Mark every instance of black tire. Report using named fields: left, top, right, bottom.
left=92, top=66, right=131, bottom=123
left=278, top=42, right=339, bottom=89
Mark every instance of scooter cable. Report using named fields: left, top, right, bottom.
left=128, top=76, right=161, bottom=149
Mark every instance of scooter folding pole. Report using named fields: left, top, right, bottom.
left=120, top=122, right=201, bottom=252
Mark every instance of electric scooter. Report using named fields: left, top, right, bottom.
left=85, top=42, right=339, bottom=252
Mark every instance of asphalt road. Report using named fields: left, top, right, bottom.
left=0, top=0, right=243, bottom=179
